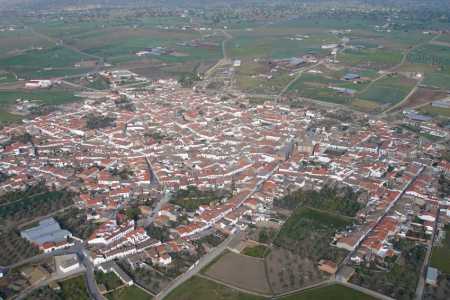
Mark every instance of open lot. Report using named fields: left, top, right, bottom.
left=204, top=251, right=271, bottom=294
left=106, top=286, right=152, bottom=300
left=430, top=226, right=450, bottom=274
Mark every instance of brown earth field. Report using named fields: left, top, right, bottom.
left=394, top=87, right=448, bottom=112
left=204, top=251, right=271, bottom=294
left=266, top=246, right=328, bottom=294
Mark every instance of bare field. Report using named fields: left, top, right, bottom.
left=205, top=251, right=271, bottom=294
left=394, top=87, right=448, bottom=111
left=266, top=246, right=327, bottom=294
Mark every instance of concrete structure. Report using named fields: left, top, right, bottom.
left=20, top=218, right=72, bottom=246
left=426, top=267, right=438, bottom=286
left=55, top=254, right=81, bottom=274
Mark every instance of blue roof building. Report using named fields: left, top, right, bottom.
left=20, top=218, right=71, bottom=246
left=343, top=73, right=360, bottom=81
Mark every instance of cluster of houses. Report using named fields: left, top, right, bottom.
left=0, top=74, right=448, bottom=272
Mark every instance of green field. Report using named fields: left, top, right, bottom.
left=422, top=72, right=450, bottom=90
left=0, top=46, right=92, bottom=72
left=95, top=271, right=123, bottom=291
left=0, top=88, right=80, bottom=105
left=59, top=276, right=91, bottom=300
left=165, top=276, right=375, bottom=300
left=241, top=245, right=270, bottom=258
left=408, top=44, right=450, bottom=67
left=339, top=48, right=403, bottom=70
left=106, top=286, right=152, bottom=300
left=281, top=284, right=376, bottom=300
left=419, top=104, right=450, bottom=118
left=430, top=226, right=450, bottom=273
left=277, top=207, right=352, bottom=241
left=359, top=75, right=416, bottom=104
left=165, top=276, right=264, bottom=300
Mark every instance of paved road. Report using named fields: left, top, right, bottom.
left=144, top=189, right=171, bottom=227
left=154, top=231, right=239, bottom=300
left=78, top=247, right=106, bottom=300
left=415, top=204, right=440, bottom=300
left=6, top=241, right=105, bottom=300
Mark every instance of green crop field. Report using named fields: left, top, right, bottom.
left=408, top=44, right=450, bottom=67
left=59, top=276, right=91, bottom=300
left=339, top=48, right=403, bottom=70
left=281, top=284, right=376, bottom=300
left=430, top=226, right=450, bottom=273
left=106, top=286, right=152, bottom=300
left=277, top=207, right=352, bottom=242
left=359, top=75, right=416, bottom=104
left=422, top=72, right=450, bottom=90
left=165, top=276, right=264, bottom=300
left=0, top=88, right=80, bottom=106
left=242, top=245, right=270, bottom=258
left=0, top=47, right=92, bottom=70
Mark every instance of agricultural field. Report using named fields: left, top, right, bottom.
left=430, top=226, right=450, bottom=274
left=164, top=275, right=264, bottom=300
left=422, top=71, right=450, bottom=90
left=339, top=48, right=403, bottom=70
left=0, top=188, right=74, bottom=227
left=266, top=246, right=325, bottom=294
left=204, top=251, right=271, bottom=294
left=106, top=286, right=152, bottom=300
left=394, top=87, right=448, bottom=112
left=358, top=74, right=417, bottom=105
left=241, top=245, right=270, bottom=258
left=280, top=283, right=376, bottom=300
left=0, top=88, right=80, bottom=106
left=95, top=271, right=123, bottom=291
left=0, top=230, right=39, bottom=266
left=58, top=275, right=91, bottom=300
left=0, top=87, right=81, bottom=123
left=418, top=104, right=450, bottom=118
left=408, top=44, right=450, bottom=67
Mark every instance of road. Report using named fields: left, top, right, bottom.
left=203, top=29, right=233, bottom=80
left=414, top=203, right=440, bottom=300
left=144, top=189, right=171, bottom=227
left=382, top=77, right=423, bottom=115
left=6, top=241, right=105, bottom=300
left=154, top=231, right=239, bottom=300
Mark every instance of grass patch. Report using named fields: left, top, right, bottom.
left=281, top=284, right=376, bottom=300
left=0, top=88, right=80, bottom=106
left=241, top=245, right=270, bottom=258
left=430, top=226, right=450, bottom=274
left=165, top=276, right=264, bottom=300
left=95, top=271, right=123, bottom=291
left=0, top=46, right=92, bottom=70
left=59, top=275, right=91, bottom=300
left=171, top=186, right=231, bottom=212
left=339, top=48, right=403, bottom=70
left=418, top=104, right=450, bottom=118
left=422, top=72, right=450, bottom=90
left=359, top=74, right=416, bottom=104
left=277, top=207, right=352, bottom=242
left=106, top=286, right=152, bottom=300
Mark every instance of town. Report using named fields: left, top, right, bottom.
left=0, top=0, right=450, bottom=300
left=0, top=68, right=448, bottom=300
